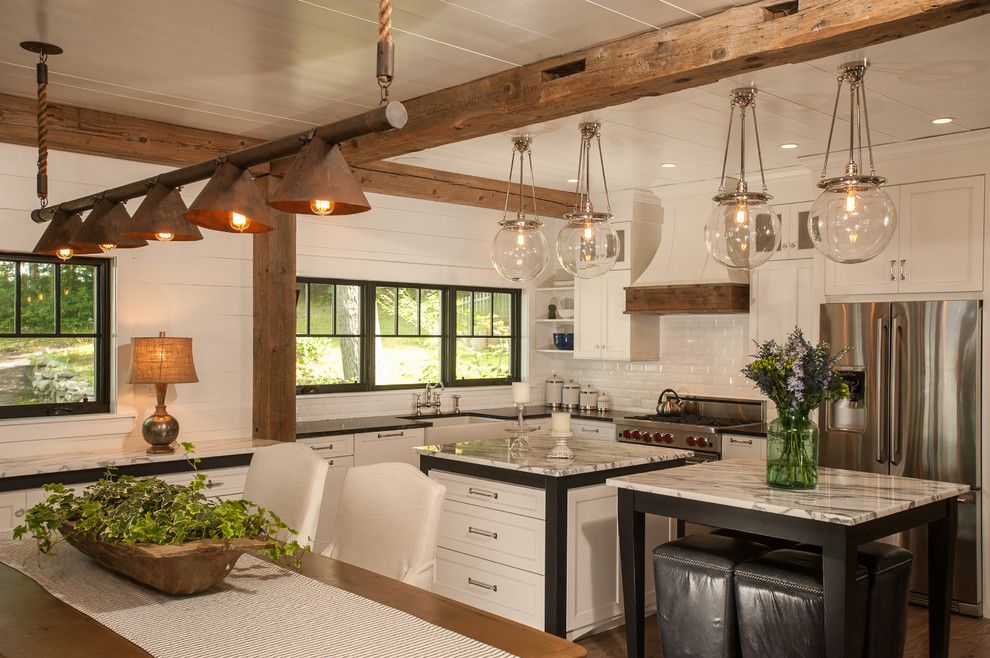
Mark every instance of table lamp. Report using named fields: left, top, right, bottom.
left=130, top=331, right=198, bottom=454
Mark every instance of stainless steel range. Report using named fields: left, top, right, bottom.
left=615, top=395, right=764, bottom=463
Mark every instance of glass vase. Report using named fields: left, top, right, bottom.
left=766, top=409, right=819, bottom=490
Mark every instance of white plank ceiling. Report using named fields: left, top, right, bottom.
left=1, top=1, right=988, bottom=192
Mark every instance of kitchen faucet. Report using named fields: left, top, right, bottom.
left=413, top=383, right=445, bottom=416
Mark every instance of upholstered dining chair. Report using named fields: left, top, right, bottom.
left=322, top=462, right=446, bottom=589
left=242, top=442, right=329, bottom=548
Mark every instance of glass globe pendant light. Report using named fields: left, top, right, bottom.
left=491, top=136, right=550, bottom=282
left=809, top=61, right=897, bottom=263
left=705, top=87, right=780, bottom=270
left=556, top=122, right=619, bottom=279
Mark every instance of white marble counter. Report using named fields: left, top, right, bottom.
left=0, top=437, right=280, bottom=480
left=414, top=435, right=692, bottom=477
left=607, top=458, right=969, bottom=526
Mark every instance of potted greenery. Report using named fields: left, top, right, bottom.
left=13, top=444, right=305, bottom=595
left=742, top=328, right=849, bottom=490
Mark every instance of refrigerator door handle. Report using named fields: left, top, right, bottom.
left=875, top=317, right=888, bottom=463
left=890, top=317, right=903, bottom=465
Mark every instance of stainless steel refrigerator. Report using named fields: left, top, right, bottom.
left=820, top=301, right=982, bottom=616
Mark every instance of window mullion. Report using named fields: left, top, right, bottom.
left=14, top=261, right=21, bottom=336
left=54, top=264, right=61, bottom=336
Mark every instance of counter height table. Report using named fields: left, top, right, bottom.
left=417, top=436, right=691, bottom=637
left=608, top=458, right=968, bottom=658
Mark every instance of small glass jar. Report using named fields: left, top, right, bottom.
left=766, top=408, right=819, bottom=489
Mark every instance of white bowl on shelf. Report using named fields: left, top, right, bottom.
left=557, top=309, right=574, bottom=319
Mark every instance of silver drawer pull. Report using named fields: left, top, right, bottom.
left=468, top=487, right=498, bottom=500
left=378, top=431, right=405, bottom=438
left=467, top=577, right=498, bottom=592
left=468, top=526, right=498, bottom=540
left=207, top=480, right=224, bottom=488
left=328, top=459, right=334, bottom=466
left=14, top=508, right=25, bottom=518
left=729, top=438, right=753, bottom=445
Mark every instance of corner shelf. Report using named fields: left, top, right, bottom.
left=534, top=348, right=574, bottom=355
left=534, top=318, right=574, bottom=323
left=534, top=285, right=574, bottom=293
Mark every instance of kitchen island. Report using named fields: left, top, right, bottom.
left=415, top=436, right=691, bottom=639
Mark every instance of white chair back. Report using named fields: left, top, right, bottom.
left=323, top=462, right=445, bottom=589
left=242, top=442, right=329, bottom=548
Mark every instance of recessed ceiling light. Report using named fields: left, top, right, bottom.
left=660, top=163, right=677, bottom=168
left=566, top=178, right=579, bottom=183
left=780, top=143, right=799, bottom=149
left=931, top=117, right=954, bottom=125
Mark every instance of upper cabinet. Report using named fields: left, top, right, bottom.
left=825, top=175, right=985, bottom=296
left=750, top=259, right=817, bottom=345
left=772, top=202, right=816, bottom=261
left=574, top=269, right=659, bottom=361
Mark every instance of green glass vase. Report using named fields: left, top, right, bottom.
left=766, top=409, right=819, bottom=489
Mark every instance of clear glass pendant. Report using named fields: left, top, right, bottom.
left=492, top=216, right=549, bottom=282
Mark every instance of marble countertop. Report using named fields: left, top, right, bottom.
left=415, top=435, right=692, bottom=477
left=607, top=458, right=970, bottom=526
left=0, top=437, right=280, bottom=481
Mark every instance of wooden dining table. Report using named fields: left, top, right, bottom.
left=0, top=550, right=585, bottom=658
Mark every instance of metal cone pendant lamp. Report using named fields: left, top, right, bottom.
left=809, top=61, right=897, bottom=264
left=33, top=208, right=100, bottom=260
left=556, top=122, right=619, bottom=279
left=269, top=137, right=371, bottom=216
left=126, top=183, right=203, bottom=243
left=492, top=136, right=549, bottom=282
left=71, top=199, right=148, bottom=253
left=185, top=161, right=273, bottom=233
left=705, top=87, right=780, bottom=270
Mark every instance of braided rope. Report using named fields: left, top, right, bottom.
left=37, top=69, right=49, bottom=207
left=378, top=0, right=392, bottom=44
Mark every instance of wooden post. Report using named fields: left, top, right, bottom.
left=252, top=174, right=296, bottom=442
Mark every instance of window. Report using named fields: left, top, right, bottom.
left=296, top=279, right=520, bottom=393
left=0, top=253, right=111, bottom=418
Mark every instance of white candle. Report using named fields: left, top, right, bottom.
left=551, top=411, right=571, bottom=434
left=512, top=382, right=531, bottom=404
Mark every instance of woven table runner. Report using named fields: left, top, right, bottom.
left=0, top=537, right=517, bottom=658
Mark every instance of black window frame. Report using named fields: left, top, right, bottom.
left=295, top=277, right=521, bottom=394
left=295, top=277, right=368, bottom=394
left=0, top=252, right=112, bottom=419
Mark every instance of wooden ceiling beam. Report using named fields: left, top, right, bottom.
left=339, top=0, right=990, bottom=165
left=0, top=92, right=573, bottom=216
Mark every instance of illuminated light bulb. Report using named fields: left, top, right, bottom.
left=155, top=232, right=175, bottom=243
left=845, top=188, right=857, bottom=213
left=849, top=232, right=859, bottom=244
left=229, top=212, right=250, bottom=232
left=99, top=243, right=116, bottom=253
left=310, top=199, right=335, bottom=216
left=516, top=229, right=526, bottom=247
left=735, top=205, right=747, bottom=225
left=740, top=241, right=748, bottom=252
left=55, top=248, right=73, bottom=261
left=37, top=293, right=44, bottom=302
left=63, top=288, right=69, bottom=296
left=583, top=224, right=593, bottom=240
left=26, top=295, right=32, bottom=303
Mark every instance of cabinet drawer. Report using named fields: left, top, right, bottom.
left=160, top=466, right=249, bottom=499
left=298, top=434, right=354, bottom=458
left=438, top=499, right=545, bottom=574
left=572, top=420, right=612, bottom=440
left=723, top=435, right=767, bottom=460
left=430, top=470, right=545, bottom=520
left=433, top=547, right=544, bottom=630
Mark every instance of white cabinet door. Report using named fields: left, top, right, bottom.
left=897, top=176, right=984, bottom=293
left=601, top=270, right=631, bottom=360
left=723, top=435, right=767, bottom=460
left=824, top=186, right=901, bottom=296
left=573, top=277, right=603, bottom=359
left=353, top=428, right=426, bottom=467
left=751, top=260, right=816, bottom=344
left=0, top=491, right=27, bottom=533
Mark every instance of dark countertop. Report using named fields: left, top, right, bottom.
left=468, top=406, right=638, bottom=423
left=721, top=422, right=768, bottom=438
left=296, top=417, right=432, bottom=438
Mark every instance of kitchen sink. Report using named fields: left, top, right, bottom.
left=399, top=414, right=503, bottom=427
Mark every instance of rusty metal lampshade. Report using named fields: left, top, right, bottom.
left=71, top=199, right=148, bottom=253
left=126, top=183, right=203, bottom=243
left=130, top=331, right=198, bottom=454
left=268, top=137, right=371, bottom=216
left=33, top=208, right=101, bottom=260
left=184, top=161, right=273, bottom=233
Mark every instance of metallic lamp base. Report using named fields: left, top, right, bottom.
left=142, top=413, right=179, bottom=454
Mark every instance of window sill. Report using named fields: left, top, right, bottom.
left=298, top=384, right=512, bottom=400
left=0, top=411, right=136, bottom=430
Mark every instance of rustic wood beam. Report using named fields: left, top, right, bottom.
left=0, top=92, right=573, bottom=215
left=340, top=0, right=990, bottom=165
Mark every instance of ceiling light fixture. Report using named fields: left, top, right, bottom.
left=71, top=199, right=148, bottom=253
left=931, top=117, right=954, bottom=125
left=566, top=178, right=579, bottom=183
left=492, top=136, right=549, bottom=282
left=660, top=163, right=677, bottom=168
left=20, top=41, right=62, bottom=211
left=705, top=87, right=780, bottom=270
left=33, top=208, right=100, bottom=261
left=184, top=161, right=273, bottom=233
left=556, top=122, right=620, bottom=279
left=809, top=61, right=897, bottom=264
left=268, top=136, right=371, bottom=216
left=126, top=183, right=203, bottom=243
left=780, top=143, right=799, bottom=149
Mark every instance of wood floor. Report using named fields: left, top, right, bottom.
left=577, top=606, right=990, bottom=657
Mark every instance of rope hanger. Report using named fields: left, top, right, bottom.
left=377, top=0, right=394, bottom=104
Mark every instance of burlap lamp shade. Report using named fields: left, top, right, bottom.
left=130, top=332, right=198, bottom=453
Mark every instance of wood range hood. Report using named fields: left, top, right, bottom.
left=624, top=283, right=750, bottom=315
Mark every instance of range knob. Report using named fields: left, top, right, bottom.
left=631, top=430, right=642, bottom=440
left=686, top=436, right=696, bottom=446
left=643, top=433, right=653, bottom=443
left=652, top=432, right=663, bottom=443
left=622, top=429, right=632, bottom=438
left=696, top=437, right=709, bottom=448
left=661, top=433, right=674, bottom=444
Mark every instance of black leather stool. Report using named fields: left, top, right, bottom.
left=711, top=527, right=801, bottom=551
left=793, top=542, right=914, bottom=658
left=734, top=548, right=870, bottom=658
left=652, top=533, right=772, bottom=658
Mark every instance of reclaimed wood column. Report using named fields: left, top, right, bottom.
left=252, top=174, right=296, bottom=442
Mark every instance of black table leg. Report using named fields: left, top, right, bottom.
left=618, top=488, right=645, bottom=658
left=928, top=498, right=958, bottom=658
left=544, top=478, right=569, bottom=637
left=821, top=528, right=857, bottom=658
